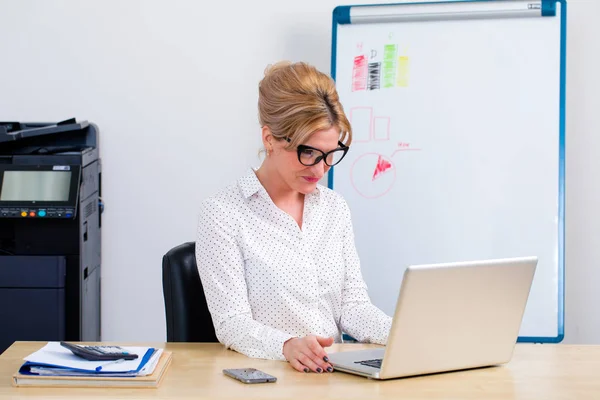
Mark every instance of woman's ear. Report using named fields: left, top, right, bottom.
left=261, top=126, right=273, bottom=153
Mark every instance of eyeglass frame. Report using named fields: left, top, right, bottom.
left=283, top=137, right=350, bottom=167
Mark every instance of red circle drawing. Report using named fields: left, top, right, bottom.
left=350, top=153, right=396, bottom=199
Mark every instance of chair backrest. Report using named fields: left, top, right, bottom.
left=162, top=242, right=218, bottom=342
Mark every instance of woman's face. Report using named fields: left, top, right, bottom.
left=272, top=126, right=341, bottom=195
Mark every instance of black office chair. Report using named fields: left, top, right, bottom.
left=162, top=241, right=218, bottom=342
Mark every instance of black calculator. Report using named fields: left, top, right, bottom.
left=60, top=342, right=139, bottom=361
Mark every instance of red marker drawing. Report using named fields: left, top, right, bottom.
left=352, top=55, right=367, bottom=91
left=372, top=155, right=393, bottom=181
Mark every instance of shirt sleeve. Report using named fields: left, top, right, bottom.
left=338, top=199, right=393, bottom=344
left=195, top=198, right=293, bottom=361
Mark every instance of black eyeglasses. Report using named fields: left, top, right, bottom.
left=284, top=137, right=349, bottom=167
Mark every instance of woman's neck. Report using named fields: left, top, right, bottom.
left=255, top=162, right=304, bottom=206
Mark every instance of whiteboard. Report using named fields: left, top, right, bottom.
left=330, top=0, right=565, bottom=342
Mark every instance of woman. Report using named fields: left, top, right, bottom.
left=195, top=61, right=392, bottom=373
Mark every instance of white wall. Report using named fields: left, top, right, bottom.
left=0, top=0, right=598, bottom=344
left=563, top=0, right=600, bottom=344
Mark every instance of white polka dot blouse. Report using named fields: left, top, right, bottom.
left=195, top=168, right=392, bottom=360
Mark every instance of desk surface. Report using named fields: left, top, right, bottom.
left=1, top=342, right=600, bottom=399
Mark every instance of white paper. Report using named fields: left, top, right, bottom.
left=24, top=342, right=156, bottom=373
left=138, top=348, right=163, bottom=376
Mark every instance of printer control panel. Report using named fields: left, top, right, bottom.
left=0, top=208, right=76, bottom=219
left=0, top=164, right=81, bottom=220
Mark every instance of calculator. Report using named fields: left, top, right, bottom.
left=60, top=342, right=139, bottom=361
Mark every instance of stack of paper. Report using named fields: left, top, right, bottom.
left=12, top=342, right=172, bottom=388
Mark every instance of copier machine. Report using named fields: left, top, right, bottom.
left=0, top=119, right=102, bottom=354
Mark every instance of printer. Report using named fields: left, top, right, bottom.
left=0, top=119, right=102, bottom=353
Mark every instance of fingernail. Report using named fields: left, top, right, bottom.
left=304, top=367, right=309, bottom=373
left=323, top=356, right=329, bottom=362
left=317, top=368, right=322, bottom=373
left=327, top=366, right=333, bottom=372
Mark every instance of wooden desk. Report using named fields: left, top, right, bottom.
left=1, top=342, right=599, bottom=399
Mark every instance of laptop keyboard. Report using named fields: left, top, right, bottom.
left=354, top=359, right=382, bottom=369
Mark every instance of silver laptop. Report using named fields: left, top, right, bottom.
left=328, top=256, right=537, bottom=380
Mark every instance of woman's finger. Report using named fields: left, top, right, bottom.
left=298, top=353, right=322, bottom=373
left=306, top=349, right=332, bottom=372
left=308, top=339, right=333, bottom=372
left=289, top=358, right=310, bottom=373
left=307, top=338, right=333, bottom=371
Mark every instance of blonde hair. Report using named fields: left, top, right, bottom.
left=258, top=61, right=352, bottom=150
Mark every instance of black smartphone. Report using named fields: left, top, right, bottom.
left=223, top=368, right=277, bottom=384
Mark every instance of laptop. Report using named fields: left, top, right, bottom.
left=328, top=256, right=538, bottom=380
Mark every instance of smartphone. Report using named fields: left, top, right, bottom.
left=223, top=368, right=277, bottom=384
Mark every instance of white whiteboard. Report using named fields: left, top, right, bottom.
left=330, top=0, right=565, bottom=342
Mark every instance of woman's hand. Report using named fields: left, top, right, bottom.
left=283, top=335, right=334, bottom=373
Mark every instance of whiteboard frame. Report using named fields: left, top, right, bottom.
left=329, top=0, right=566, bottom=344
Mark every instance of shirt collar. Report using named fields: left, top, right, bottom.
left=238, top=168, right=321, bottom=204
left=239, top=168, right=264, bottom=199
